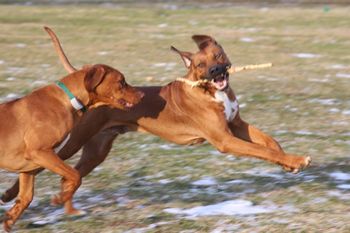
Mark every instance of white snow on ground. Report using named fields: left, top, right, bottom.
left=164, top=199, right=275, bottom=217
left=336, top=73, right=350, bottom=79
left=0, top=93, right=21, bottom=102
left=158, top=23, right=168, bottom=28
left=308, top=98, right=339, bottom=105
left=124, top=221, right=173, bottom=233
left=15, top=43, right=27, bottom=48
left=329, top=64, right=347, bottom=69
left=240, top=37, right=255, bottom=43
left=30, top=208, right=64, bottom=226
left=337, top=184, right=350, bottom=190
left=225, top=179, right=253, bottom=185
left=342, top=110, right=350, bottom=115
left=31, top=80, right=48, bottom=87
left=191, top=177, right=217, bottom=186
left=97, top=51, right=109, bottom=56
left=329, top=172, right=350, bottom=181
left=242, top=168, right=284, bottom=179
left=291, top=53, right=321, bottom=58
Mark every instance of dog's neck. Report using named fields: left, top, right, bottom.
left=58, top=72, right=90, bottom=113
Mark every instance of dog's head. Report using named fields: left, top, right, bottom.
left=84, top=64, right=144, bottom=110
left=171, top=35, right=231, bottom=91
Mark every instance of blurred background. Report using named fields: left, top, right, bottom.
left=0, top=1, right=349, bottom=232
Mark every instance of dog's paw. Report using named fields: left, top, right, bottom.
left=283, top=155, right=311, bottom=174
left=3, top=215, right=13, bottom=233
left=66, top=209, right=87, bottom=217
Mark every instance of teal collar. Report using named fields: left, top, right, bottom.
left=56, top=81, right=87, bottom=112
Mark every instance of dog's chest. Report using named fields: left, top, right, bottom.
left=214, top=91, right=239, bottom=121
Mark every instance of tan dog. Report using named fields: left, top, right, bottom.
left=0, top=62, right=143, bottom=231
left=2, top=28, right=311, bottom=217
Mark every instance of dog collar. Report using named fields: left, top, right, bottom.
left=56, top=81, right=86, bottom=112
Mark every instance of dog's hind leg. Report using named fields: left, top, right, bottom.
left=1, top=168, right=43, bottom=204
left=3, top=172, right=34, bottom=232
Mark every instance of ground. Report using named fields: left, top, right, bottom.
left=0, top=3, right=349, bottom=233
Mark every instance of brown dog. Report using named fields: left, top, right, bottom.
left=0, top=62, right=143, bottom=231
left=1, top=28, right=311, bottom=216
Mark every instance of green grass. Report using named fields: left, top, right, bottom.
left=0, top=3, right=350, bottom=233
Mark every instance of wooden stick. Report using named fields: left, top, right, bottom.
left=177, top=63, right=273, bottom=88
left=228, top=63, right=272, bottom=74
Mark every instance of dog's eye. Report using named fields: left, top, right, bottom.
left=197, top=62, right=205, bottom=68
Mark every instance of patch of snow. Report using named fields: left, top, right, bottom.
left=240, top=37, right=255, bottom=43
left=329, top=171, right=350, bottom=181
left=116, top=196, right=131, bottom=206
left=329, top=108, right=340, bottom=113
left=337, top=184, right=350, bottom=190
left=124, top=221, right=173, bottom=233
left=295, top=130, right=314, bottom=136
left=31, top=80, right=48, bottom=87
left=291, top=53, right=321, bottom=59
left=243, top=168, right=284, bottom=179
left=158, top=179, right=173, bottom=184
left=159, top=144, right=174, bottom=150
left=158, top=23, right=168, bottom=28
left=329, top=64, right=346, bottom=70
left=226, top=179, right=253, bottom=185
left=308, top=98, right=339, bottom=106
left=336, top=73, right=350, bottom=79
left=164, top=199, right=275, bottom=217
left=15, top=43, right=27, bottom=48
left=240, top=103, right=247, bottom=108
left=2, top=93, right=21, bottom=101
left=7, top=66, right=26, bottom=73
left=342, top=110, right=350, bottom=115
left=97, top=51, right=109, bottom=56
left=191, top=177, right=217, bottom=186
left=30, top=208, right=64, bottom=226
left=308, top=78, right=329, bottom=83
left=41, top=63, right=51, bottom=68
left=6, top=77, right=16, bottom=81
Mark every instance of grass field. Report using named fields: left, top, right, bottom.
left=0, top=3, right=350, bottom=232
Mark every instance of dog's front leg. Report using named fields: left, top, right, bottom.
left=202, top=118, right=311, bottom=173
left=229, top=115, right=284, bottom=154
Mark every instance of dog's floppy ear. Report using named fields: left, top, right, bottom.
left=84, top=65, right=107, bottom=92
left=170, top=46, right=193, bottom=69
left=192, top=35, right=216, bottom=50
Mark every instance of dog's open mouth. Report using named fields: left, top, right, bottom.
left=211, top=72, right=229, bottom=91
left=118, top=99, right=134, bottom=108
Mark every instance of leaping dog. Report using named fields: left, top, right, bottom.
left=1, top=28, right=311, bottom=217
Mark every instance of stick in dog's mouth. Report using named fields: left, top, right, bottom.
left=227, top=63, right=273, bottom=74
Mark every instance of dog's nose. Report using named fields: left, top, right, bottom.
left=209, top=66, right=220, bottom=75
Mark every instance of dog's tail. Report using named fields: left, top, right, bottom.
left=44, top=26, right=76, bottom=74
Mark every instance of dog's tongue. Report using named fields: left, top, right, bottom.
left=212, top=79, right=227, bottom=91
